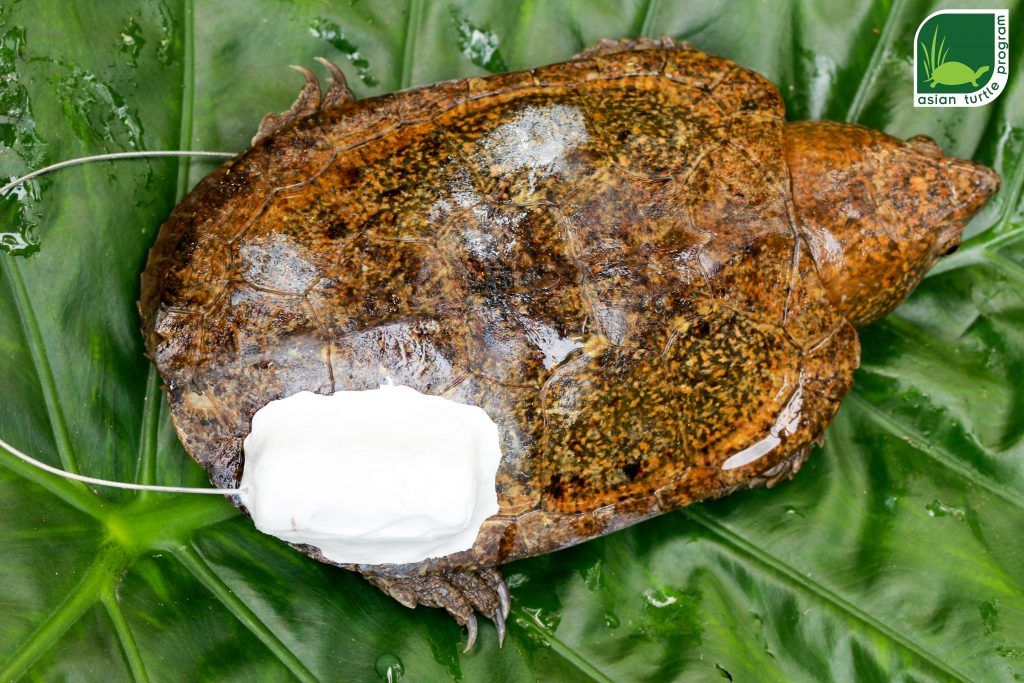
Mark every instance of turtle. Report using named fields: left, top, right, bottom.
left=139, top=36, right=999, bottom=649
left=929, top=62, right=990, bottom=87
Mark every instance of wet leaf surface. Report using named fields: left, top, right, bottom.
left=1, top=0, right=1022, bottom=680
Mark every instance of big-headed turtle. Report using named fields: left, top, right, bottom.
left=140, top=37, right=999, bottom=647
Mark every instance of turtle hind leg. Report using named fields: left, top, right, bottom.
left=754, top=445, right=814, bottom=489
left=572, top=35, right=692, bottom=60
left=252, top=65, right=321, bottom=145
left=364, top=567, right=510, bottom=651
left=710, top=445, right=815, bottom=501
left=251, top=57, right=355, bottom=145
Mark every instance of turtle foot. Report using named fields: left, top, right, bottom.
left=314, top=56, right=356, bottom=108
left=252, top=57, right=354, bottom=145
left=364, top=567, right=511, bottom=651
left=711, top=445, right=814, bottom=500
left=755, top=445, right=812, bottom=489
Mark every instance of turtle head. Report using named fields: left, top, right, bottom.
left=785, top=120, right=999, bottom=326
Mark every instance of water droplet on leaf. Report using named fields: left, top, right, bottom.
left=1, top=182, right=42, bottom=255
left=51, top=63, right=145, bottom=148
left=154, top=3, right=175, bottom=65
left=118, top=16, right=146, bottom=62
left=506, top=572, right=528, bottom=588
left=450, top=9, right=507, bottom=74
left=309, top=18, right=380, bottom=87
left=375, top=653, right=404, bottom=682
left=0, top=21, right=46, bottom=256
left=925, top=499, right=966, bottom=520
left=643, top=588, right=678, bottom=608
left=980, top=598, right=1000, bottom=634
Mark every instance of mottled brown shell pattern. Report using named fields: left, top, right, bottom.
left=140, top=44, right=859, bottom=575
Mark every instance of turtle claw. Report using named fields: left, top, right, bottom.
left=497, top=579, right=511, bottom=620
left=314, top=56, right=356, bottom=107
left=463, top=614, right=478, bottom=653
left=492, top=606, right=506, bottom=647
left=760, top=446, right=812, bottom=489
left=252, top=64, right=322, bottom=145
left=362, top=567, right=511, bottom=650
left=477, top=566, right=511, bottom=620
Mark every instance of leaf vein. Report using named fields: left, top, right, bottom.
left=847, top=393, right=1024, bottom=512
left=0, top=447, right=105, bottom=517
left=845, top=0, right=908, bottom=122
left=638, top=0, right=661, bottom=38
left=0, top=546, right=124, bottom=680
left=681, top=508, right=971, bottom=683
left=0, top=259, right=80, bottom=474
left=399, top=0, right=424, bottom=89
left=512, top=606, right=616, bottom=683
left=173, top=544, right=317, bottom=683
left=101, top=583, right=151, bottom=683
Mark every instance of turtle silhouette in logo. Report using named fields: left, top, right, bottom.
left=929, top=62, right=990, bottom=87
left=921, top=25, right=991, bottom=88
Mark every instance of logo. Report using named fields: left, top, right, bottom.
left=914, top=9, right=1008, bottom=107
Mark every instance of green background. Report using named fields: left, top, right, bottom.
left=0, top=0, right=1023, bottom=681
left=917, top=11, right=996, bottom=93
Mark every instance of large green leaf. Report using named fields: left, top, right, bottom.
left=1, top=0, right=1022, bottom=680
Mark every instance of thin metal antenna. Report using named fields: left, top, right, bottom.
left=0, top=150, right=236, bottom=196
left=0, top=434, right=243, bottom=495
left=1, top=148, right=242, bottom=495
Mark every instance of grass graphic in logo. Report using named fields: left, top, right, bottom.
left=920, top=26, right=990, bottom=88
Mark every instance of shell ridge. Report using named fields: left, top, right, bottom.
left=227, top=148, right=340, bottom=244
left=778, top=138, right=855, bottom=341
left=299, top=296, right=336, bottom=393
